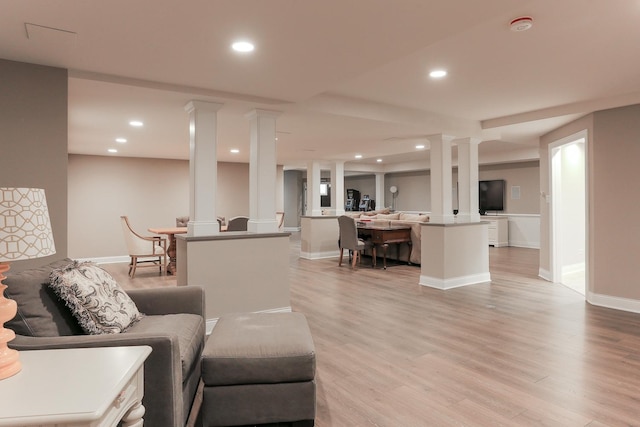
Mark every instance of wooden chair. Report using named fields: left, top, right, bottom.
left=226, top=216, right=249, bottom=231
left=120, top=216, right=167, bottom=278
left=337, top=215, right=371, bottom=268
left=276, top=211, right=285, bottom=229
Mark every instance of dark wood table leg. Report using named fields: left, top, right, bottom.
left=382, top=243, right=389, bottom=269
left=166, top=233, right=177, bottom=275
left=372, top=246, right=377, bottom=268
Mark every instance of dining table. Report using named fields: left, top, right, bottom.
left=357, top=222, right=412, bottom=269
left=148, top=227, right=187, bottom=275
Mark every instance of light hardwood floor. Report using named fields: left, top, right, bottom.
left=105, top=234, right=640, bottom=426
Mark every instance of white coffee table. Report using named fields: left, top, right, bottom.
left=0, top=346, right=151, bottom=427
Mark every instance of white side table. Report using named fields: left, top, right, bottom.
left=0, top=346, right=151, bottom=427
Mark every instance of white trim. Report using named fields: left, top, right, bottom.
left=205, top=306, right=292, bottom=335
left=587, top=291, right=640, bottom=314
left=498, top=213, right=540, bottom=218
left=509, top=240, right=540, bottom=249
left=538, top=268, right=552, bottom=282
left=548, top=129, right=589, bottom=287
left=419, top=273, right=491, bottom=290
left=299, top=250, right=340, bottom=260
left=78, top=255, right=130, bottom=264
left=562, top=262, right=585, bottom=276
left=283, top=226, right=301, bottom=232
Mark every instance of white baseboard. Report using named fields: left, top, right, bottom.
left=76, top=255, right=130, bottom=264
left=587, top=292, right=640, bottom=314
left=419, top=273, right=491, bottom=290
left=538, top=268, right=552, bottom=282
left=283, top=226, right=301, bottom=232
left=509, top=240, right=541, bottom=249
left=299, top=250, right=340, bottom=260
left=205, top=306, right=292, bottom=335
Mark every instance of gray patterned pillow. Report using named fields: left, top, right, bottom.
left=49, top=261, right=143, bottom=334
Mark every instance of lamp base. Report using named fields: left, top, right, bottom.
left=0, top=263, right=21, bottom=380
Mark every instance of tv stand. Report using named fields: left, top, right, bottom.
left=481, top=216, right=508, bottom=247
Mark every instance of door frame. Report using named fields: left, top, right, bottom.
left=548, top=129, right=589, bottom=292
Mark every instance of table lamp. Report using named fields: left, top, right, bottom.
left=0, top=188, right=56, bottom=379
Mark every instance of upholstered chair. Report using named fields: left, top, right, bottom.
left=120, top=216, right=166, bottom=278
left=337, top=215, right=371, bottom=268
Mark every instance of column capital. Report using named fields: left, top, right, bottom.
left=454, top=137, right=482, bottom=146
left=184, top=100, right=224, bottom=114
left=245, top=109, right=282, bottom=120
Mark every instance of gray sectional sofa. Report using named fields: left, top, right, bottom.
left=4, top=258, right=205, bottom=427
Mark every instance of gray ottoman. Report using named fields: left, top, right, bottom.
left=201, top=312, right=316, bottom=427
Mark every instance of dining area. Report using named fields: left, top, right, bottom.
left=125, top=213, right=285, bottom=276
left=147, top=215, right=251, bottom=275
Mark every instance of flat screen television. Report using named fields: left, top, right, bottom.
left=479, top=179, right=505, bottom=214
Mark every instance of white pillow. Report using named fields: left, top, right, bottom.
left=49, top=261, right=143, bottom=334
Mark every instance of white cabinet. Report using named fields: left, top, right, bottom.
left=481, top=216, right=508, bottom=247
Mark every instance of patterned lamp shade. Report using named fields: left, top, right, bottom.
left=0, top=188, right=56, bottom=261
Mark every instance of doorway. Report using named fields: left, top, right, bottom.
left=549, top=130, right=588, bottom=295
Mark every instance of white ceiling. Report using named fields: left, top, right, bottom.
left=2, top=0, right=640, bottom=171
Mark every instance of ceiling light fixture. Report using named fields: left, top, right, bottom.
left=429, top=70, right=447, bottom=78
left=115, top=138, right=127, bottom=143
left=232, top=41, right=255, bottom=53
left=355, top=154, right=363, bottom=159
left=510, top=16, right=533, bottom=32
left=129, top=120, right=143, bottom=127
left=416, top=144, right=425, bottom=149
left=230, top=149, right=240, bottom=154
left=108, top=148, right=118, bottom=153
left=377, top=159, right=383, bottom=163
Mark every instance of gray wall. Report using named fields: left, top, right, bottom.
left=381, top=162, right=540, bottom=214
left=541, top=105, right=640, bottom=301
left=68, top=155, right=251, bottom=258
left=0, top=59, right=68, bottom=271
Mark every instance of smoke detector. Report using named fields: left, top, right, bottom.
left=510, top=16, right=533, bottom=32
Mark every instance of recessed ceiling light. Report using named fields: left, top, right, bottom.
left=429, top=70, right=447, bottom=78
left=355, top=154, right=363, bottom=159
left=230, top=149, right=240, bottom=154
left=416, top=144, right=425, bottom=149
left=377, top=158, right=383, bottom=163
left=232, top=41, right=255, bottom=53
left=108, top=148, right=118, bottom=153
left=115, top=138, right=127, bottom=143
left=129, top=120, right=143, bottom=127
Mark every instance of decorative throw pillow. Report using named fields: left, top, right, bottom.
left=48, top=261, right=143, bottom=334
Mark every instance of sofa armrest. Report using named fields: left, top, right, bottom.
left=11, top=332, right=185, bottom=427
left=126, top=285, right=205, bottom=318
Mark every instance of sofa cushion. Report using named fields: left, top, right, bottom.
left=3, top=258, right=84, bottom=337
left=49, top=261, right=143, bottom=334
left=128, top=313, right=205, bottom=380
left=399, top=213, right=430, bottom=222
left=377, top=213, right=400, bottom=220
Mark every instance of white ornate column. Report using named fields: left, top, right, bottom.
left=184, top=100, right=224, bottom=236
left=375, top=173, right=385, bottom=210
left=456, top=137, right=481, bottom=223
left=330, top=161, right=345, bottom=215
left=306, top=161, right=322, bottom=216
left=428, top=134, right=456, bottom=223
left=246, top=109, right=280, bottom=233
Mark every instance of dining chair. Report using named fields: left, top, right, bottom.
left=337, top=215, right=371, bottom=268
left=120, top=216, right=167, bottom=278
left=276, top=211, right=285, bottom=229
left=226, top=216, right=249, bottom=231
